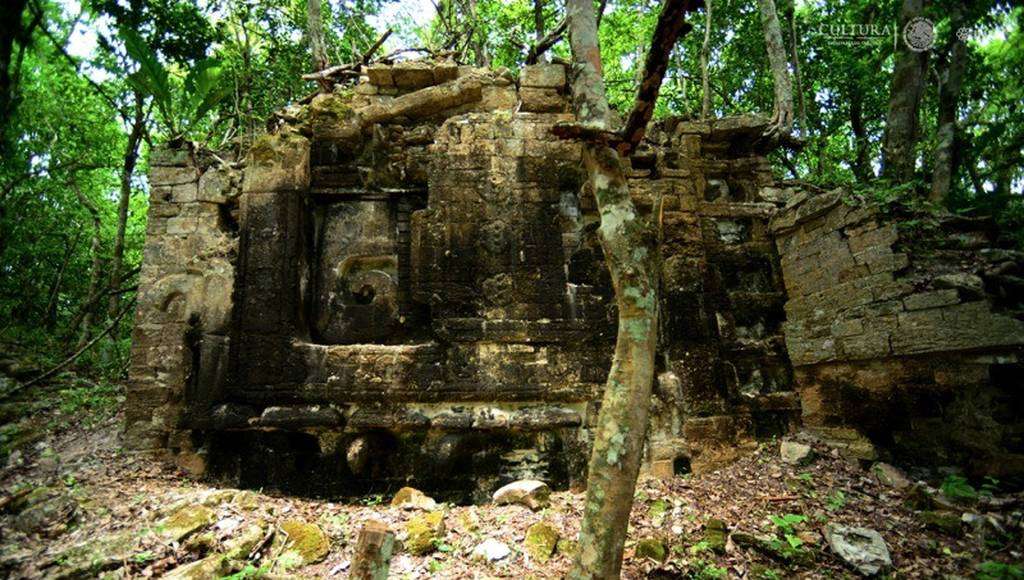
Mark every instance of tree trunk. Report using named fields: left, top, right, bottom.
left=0, top=0, right=29, bottom=145
left=107, top=91, right=146, bottom=320
left=74, top=183, right=104, bottom=350
left=700, top=0, right=712, bottom=119
left=930, top=5, right=968, bottom=203
left=307, top=0, right=332, bottom=93
left=757, top=0, right=793, bottom=137
left=534, top=0, right=545, bottom=43
left=850, top=88, right=872, bottom=181
left=563, top=0, right=675, bottom=576
left=784, top=0, right=808, bottom=135
left=882, top=0, right=929, bottom=182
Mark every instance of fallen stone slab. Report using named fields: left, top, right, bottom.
left=492, top=479, right=550, bottom=510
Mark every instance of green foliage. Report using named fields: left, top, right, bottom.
left=940, top=474, right=978, bottom=502
left=121, top=28, right=229, bottom=138
left=768, top=513, right=808, bottom=555
left=826, top=490, right=847, bottom=512
left=978, top=561, right=1024, bottom=580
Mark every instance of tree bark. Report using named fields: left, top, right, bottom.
left=784, top=0, right=808, bottom=135
left=0, top=0, right=29, bottom=146
left=882, top=0, right=929, bottom=182
left=307, top=0, right=332, bottom=93
left=534, top=0, right=545, bottom=43
left=73, top=183, right=104, bottom=350
left=562, top=0, right=696, bottom=576
left=107, top=91, right=146, bottom=320
left=930, top=5, right=968, bottom=203
left=757, top=0, right=794, bottom=137
left=850, top=88, right=872, bottom=181
left=700, top=0, right=712, bottom=119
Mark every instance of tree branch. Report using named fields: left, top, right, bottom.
left=617, top=0, right=703, bottom=156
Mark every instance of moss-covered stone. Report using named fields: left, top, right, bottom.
left=163, top=554, right=229, bottom=579
left=46, top=531, right=137, bottom=578
left=279, top=520, right=330, bottom=565
left=405, top=511, right=445, bottom=555
left=224, top=523, right=268, bottom=560
left=634, top=538, right=668, bottom=563
left=919, top=510, right=962, bottom=535
left=160, top=504, right=216, bottom=542
left=704, top=519, right=728, bottom=554
left=556, top=538, right=579, bottom=558
left=524, top=521, right=559, bottom=563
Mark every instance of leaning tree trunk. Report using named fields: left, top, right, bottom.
left=930, top=5, right=968, bottom=203
left=564, top=0, right=698, bottom=577
left=74, top=183, right=104, bottom=350
left=307, top=0, right=332, bottom=93
left=882, top=0, right=929, bottom=182
left=107, top=91, right=145, bottom=319
left=757, top=0, right=793, bottom=137
left=700, top=0, right=712, bottom=119
left=850, top=87, right=872, bottom=182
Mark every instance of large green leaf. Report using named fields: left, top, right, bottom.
left=120, top=29, right=174, bottom=129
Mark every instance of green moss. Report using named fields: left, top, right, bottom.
left=160, top=504, right=215, bottom=542
left=278, top=520, right=330, bottom=565
left=405, top=511, right=445, bottom=556
left=524, top=521, right=559, bottom=563
left=635, top=538, right=667, bottom=563
left=919, top=510, right=962, bottom=535
left=704, top=519, right=728, bottom=554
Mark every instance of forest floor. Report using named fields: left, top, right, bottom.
left=1, top=373, right=1022, bottom=579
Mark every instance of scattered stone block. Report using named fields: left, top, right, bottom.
left=275, top=520, right=330, bottom=566
left=492, top=479, right=551, bottom=510
left=472, top=538, right=511, bottom=562
left=704, top=519, right=728, bottom=554
left=780, top=440, right=814, bottom=465
left=824, top=524, right=891, bottom=576
left=634, top=537, right=668, bottom=563
left=872, top=462, right=911, bottom=489
left=524, top=521, right=559, bottom=563
left=519, top=87, right=564, bottom=113
left=404, top=511, right=445, bottom=555
left=919, top=510, right=962, bottom=535
left=160, top=504, right=216, bottom=542
left=390, top=487, right=438, bottom=511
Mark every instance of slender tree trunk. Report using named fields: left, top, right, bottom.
left=931, top=6, right=968, bottom=204
left=534, top=0, right=545, bottom=43
left=46, top=232, right=80, bottom=331
left=307, top=0, right=332, bottom=93
left=701, top=0, right=712, bottom=119
left=107, top=92, right=145, bottom=320
left=757, top=0, right=793, bottom=137
left=785, top=1, right=807, bottom=135
left=850, top=89, right=872, bottom=181
left=74, top=184, right=104, bottom=350
left=882, top=0, right=929, bottom=182
left=563, top=0, right=699, bottom=576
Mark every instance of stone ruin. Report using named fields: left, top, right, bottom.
left=126, top=61, right=1024, bottom=500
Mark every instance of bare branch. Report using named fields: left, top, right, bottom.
left=618, top=0, right=703, bottom=156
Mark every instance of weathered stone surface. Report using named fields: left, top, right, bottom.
left=13, top=487, right=76, bottom=537
left=472, top=538, right=511, bottom=561
left=824, top=525, right=891, bottom=576
left=634, top=538, right=668, bottom=562
left=390, top=487, right=438, bottom=511
left=524, top=521, right=559, bottom=563
left=278, top=520, right=330, bottom=565
left=492, top=479, right=550, bottom=510
left=519, top=87, right=565, bottom=113
left=780, top=440, right=814, bottom=465
left=872, top=463, right=911, bottom=489
left=404, top=511, right=445, bottom=555
left=164, top=554, right=229, bottom=579
left=160, top=504, right=216, bottom=542
left=520, top=64, right=566, bottom=89
left=243, top=129, right=310, bottom=193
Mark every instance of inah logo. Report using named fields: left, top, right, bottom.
left=903, top=17, right=935, bottom=52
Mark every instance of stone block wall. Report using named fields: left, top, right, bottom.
left=772, top=190, right=1024, bottom=482
left=126, top=146, right=241, bottom=471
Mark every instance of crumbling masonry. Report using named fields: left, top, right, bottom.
left=127, top=62, right=1024, bottom=499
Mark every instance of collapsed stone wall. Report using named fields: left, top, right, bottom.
left=772, top=190, right=1024, bottom=484
left=127, top=59, right=1024, bottom=498
left=126, top=61, right=803, bottom=499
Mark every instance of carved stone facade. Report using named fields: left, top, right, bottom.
left=127, top=61, right=1024, bottom=498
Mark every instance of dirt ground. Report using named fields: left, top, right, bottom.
left=1, top=381, right=1022, bottom=579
